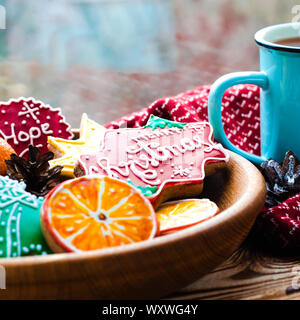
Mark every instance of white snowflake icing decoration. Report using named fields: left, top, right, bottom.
left=172, top=165, right=192, bottom=177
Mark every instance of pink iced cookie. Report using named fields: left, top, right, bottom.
left=0, top=97, right=73, bottom=158
left=74, top=116, right=229, bottom=208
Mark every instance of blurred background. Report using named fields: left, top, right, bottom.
left=0, top=0, right=298, bottom=128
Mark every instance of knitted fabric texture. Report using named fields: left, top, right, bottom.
left=106, top=84, right=298, bottom=251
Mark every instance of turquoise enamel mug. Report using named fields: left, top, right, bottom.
left=208, top=23, right=300, bottom=165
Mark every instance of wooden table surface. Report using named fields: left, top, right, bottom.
left=168, top=234, right=300, bottom=300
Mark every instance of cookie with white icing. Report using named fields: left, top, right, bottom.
left=0, top=176, right=51, bottom=257
left=0, top=97, right=73, bottom=158
left=74, top=116, right=229, bottom=208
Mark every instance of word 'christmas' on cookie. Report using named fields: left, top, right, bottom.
left=0, top=97, right=73, bottom=158
left=74, top=115, right=229, bottom=208
left=48, top=113, right=106, bottom=177
left=0, top=176, right=51, bottom=257
left=41, top=176, right=158, bottom=253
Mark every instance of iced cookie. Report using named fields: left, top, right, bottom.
left=156, top=199, right=219, bottom=235
left=40, top=176, right=158, bottom=253
left=48, top=113, right=106, bottom=177
left=74, top=115, right=229, bottom=208
left=0, top=176, right=51, bottom=257
left=0, top=97, right=73, bottom=158
left=0, top=138, right=16, bottom=176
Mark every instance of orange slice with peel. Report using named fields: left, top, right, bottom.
left=0, top=138, right=16, bottom=175
left=41, top=176, right=158, bottom=253
left=156, top=199, right=219, bottom=235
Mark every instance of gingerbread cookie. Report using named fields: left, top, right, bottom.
left=156, top=199, right=219, bottom=235
left=40, top=176, right=158, bottom=253
left=0, top=176, right=51, bottom=257
left=0, top=97, right=73, bottom=158
left=48, top=113, right=106, bottom=177
left=74, top=115, right=229, bottom=208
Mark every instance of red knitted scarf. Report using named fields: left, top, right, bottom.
left=106, top=84, right=300, bottom=252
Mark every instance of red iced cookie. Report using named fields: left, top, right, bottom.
left=0, top=97, right=73, bottom=158
left=74, top=116, right=229, bottom=207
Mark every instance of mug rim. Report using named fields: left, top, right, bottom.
left=255, top=22, right=300, bottom=53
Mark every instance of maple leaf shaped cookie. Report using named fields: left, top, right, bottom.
left=74, top=116, right=229, bottom=208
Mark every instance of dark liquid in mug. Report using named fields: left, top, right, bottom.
left=275, top=37, right=300, bottom=48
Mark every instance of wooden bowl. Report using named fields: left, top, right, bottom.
left=0, top=151, right=266, bottom=299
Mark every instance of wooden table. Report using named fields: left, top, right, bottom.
left=168, top=235, right=300, bottom=300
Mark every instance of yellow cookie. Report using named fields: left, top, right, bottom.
left=48, top=113, right=106, bottom=177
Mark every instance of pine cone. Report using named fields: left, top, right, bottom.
left=260, top=151, right=300, bottom=207
left=5, top=145, right=63, bottom=197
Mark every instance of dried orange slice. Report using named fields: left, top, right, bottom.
left=0, top=138, right=16, bottom=175
left=156, top=199, right=219, bottom=235
left=41, top=176, right=158, bottom=252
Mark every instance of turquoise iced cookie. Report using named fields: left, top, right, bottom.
left=0, top=176, right=51, bottom=257
left=145, top=115, right=187, bottom=130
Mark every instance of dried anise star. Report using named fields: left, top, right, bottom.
left=5, top=145, right=63, bottom=197
left=260, top=151, right=300, bottom=207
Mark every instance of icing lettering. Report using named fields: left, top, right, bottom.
left=89, top=133, right=225, bottom=186
left=97, top=156, right=161, bottom=185
left=78, top=119, right=230, bottom=198
left=40, top=123, right=54, bottom=135
left=1, top=123, right=54, bottom=147
left=0, top=98, right=73, bottom=158
left=0, top=124, right=18, bottom=144
left=131, top=127, right=182, bottom=143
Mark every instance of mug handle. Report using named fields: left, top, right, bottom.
left=208, top=71, right=268, bottom=165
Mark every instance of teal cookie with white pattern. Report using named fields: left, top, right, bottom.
left=0, top=176, right=52, bottom=257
